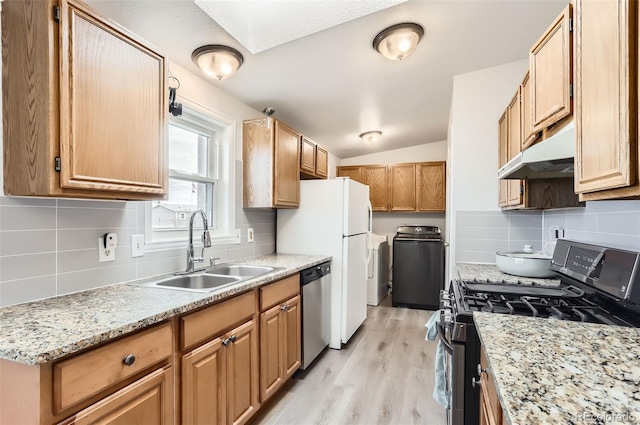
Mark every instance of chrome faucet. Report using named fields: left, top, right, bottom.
left=179, top=209, right=212, bottom=274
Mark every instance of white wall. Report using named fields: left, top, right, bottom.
left=447, top=59, right=529, bottom=279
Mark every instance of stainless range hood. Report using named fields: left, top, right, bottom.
left=498, top=120, right=575, bottom=179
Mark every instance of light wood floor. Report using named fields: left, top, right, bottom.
left=252, top=296, right=447, bottom=425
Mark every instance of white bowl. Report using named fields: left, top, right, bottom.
left=495, top=251, right=555, bottom=278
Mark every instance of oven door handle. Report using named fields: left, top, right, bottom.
left=437, top=322, right=454, bottom=355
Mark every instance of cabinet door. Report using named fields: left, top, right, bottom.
left=530, top=4, right=572, bottom=132
left=259, top=305, right=283, bottom=402
left=300, top=137, right=316, bottom=174
left=182, top=338, right=226, bottom=425
left=506, top=91, right=524, bottom=207
left=520, top=71, right=539, bottom=150
left=226, top=319, right=259, bottom=425
left=60, top=367, right=173, bottom=425
left=282, top=295, right=301, bottom=379
left=336, top=166, right=364, bottom=184
left=59, top=0, right=166, bottom=196
left=364, top=166, right=389, bottom=211
left=498, top=112, right=509, bottom=207
left=273, top=121, right=300, bottom=207
left=575, top=0, right=637, bottom=195
left=416, top=162, right=446, bottom=212
left=315, top=146, right=328, bottom=178
left=389, top=164, right=416, bottom=211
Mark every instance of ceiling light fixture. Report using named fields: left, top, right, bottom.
left=373, top=23, right=424, bottom=61
left=191, top=45, right=244, bottom=80
left=360, top=131, right=382, bottom=144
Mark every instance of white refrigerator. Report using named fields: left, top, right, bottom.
left=277, top=178, right=372, bottom=349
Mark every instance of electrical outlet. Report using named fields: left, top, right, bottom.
left=98, top=234, right=117, bottom=262
left=131, top=234, right=145, bottom=258
left=247, top=228, right=254, bottom=243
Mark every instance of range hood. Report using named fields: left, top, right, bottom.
left=498, top=120, right=575, bottom=180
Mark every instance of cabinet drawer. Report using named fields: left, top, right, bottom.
left=181, top=290, right=256, bottom=350
left=260, top=275, right=300, bottom=311
left=53, top=322, right=172, bottom=413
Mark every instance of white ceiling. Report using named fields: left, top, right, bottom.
left=86, top=0, right=567, bottom=159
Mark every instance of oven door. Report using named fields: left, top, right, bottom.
left=437, top=308, right=454, bottom=425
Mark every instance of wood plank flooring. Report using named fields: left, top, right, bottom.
left=252, top=297, right=447, bottom=425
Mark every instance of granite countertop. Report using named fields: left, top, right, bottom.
left=457, top=263, right=561, bottom=287
left=474, top=312, right=640, bottom=425
left=0, top=253, right=330, bottom=366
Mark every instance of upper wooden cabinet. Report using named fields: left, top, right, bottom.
left=574, top=0, right=640, bottom=200
left=336, top=166, right=365, bottom=184
left=520, top=71, right=540, bottom=150
left=530, top=4, right=573, bottom=132
left=416, top=162, right=446, bottom=212
left=364, top=166, right=389, bottom=211
left=498, top=112, right=509, bottom=208
left=337, top=162, right=446, bottom=212
left=299, top=137, right=328, bottom=180
left=243, top=118, right=300, bottom=208
left=506, top=89, right=524, bottom=207
left=389, top=163, right=417, bottom=212
left=2, top=0, right=167, bottom=200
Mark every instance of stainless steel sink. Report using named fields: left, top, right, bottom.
left=207, top=264, right=278, bottom=277
left=130, top=264, right=281, bottom=293
left=132, top=273, right=242, bottom=293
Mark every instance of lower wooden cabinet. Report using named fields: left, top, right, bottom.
left=478, top=347, right=503, bottom=425
left=59, top=366, right=173, bottom=425
left=180, top=292, right=260, bottom=425
left=259, top=277, right=301, bottom=403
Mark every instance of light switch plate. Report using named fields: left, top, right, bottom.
left=247, top=228, right=254, bottom=243
left=131, top=234, right=145, bottom=257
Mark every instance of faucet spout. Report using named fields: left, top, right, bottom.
left=182, top=209, right=212, bottom=274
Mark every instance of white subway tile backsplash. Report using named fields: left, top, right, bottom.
left=596, top=212, right=640, bottom=236
left=0, top=206, right=56, bottom=231
left=508, top=212, right=542, bottom=229
left=57, top=208, right=137, bottom=229
left=0, top=189, right=276, bottom=306
left=0, top=276, right=57, bottom=307
left=455, top=250, right=496, bottom=264
left=509, top=228, right=543, bottom=242
left=0, top=230, right=56, bottom=256
left=0, top=253, right=56, bottom=281
left=454, top=239, right=509, bottom=252
left=457, top=226, right=509, bottom=240
left=456, top=213, right=510, bottom=228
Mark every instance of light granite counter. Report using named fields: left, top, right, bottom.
left=474, top=312, right=640, bottom=425
left=0, top=253, right=330, bottom=366
left=457, top=263, right=561, bottom=287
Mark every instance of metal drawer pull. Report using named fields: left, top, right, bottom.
left=471, top=377, right=482, bottom=389
left=229, top=335, right=237, bottom=343
left=280, top=305, right=287, bottom=311
left=477, top=364, right=487, bottom=376
left=122, top=354, right=136, bottom=366
left=222, top=338, right=230, bottom=347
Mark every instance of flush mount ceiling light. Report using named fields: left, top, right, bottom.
left=191, top=45, right=244, bottom=80
left=373, top=23, right=424, bottom=61
left=359, top=130, right=382, bottom=144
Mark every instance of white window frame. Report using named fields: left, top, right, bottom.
left=145, top=97, right=237, bottom=250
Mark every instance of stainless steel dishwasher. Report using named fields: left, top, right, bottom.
left=300, top=261, right=331, bottom=369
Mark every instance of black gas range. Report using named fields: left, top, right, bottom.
left=439, top=239, right=640, bottom=425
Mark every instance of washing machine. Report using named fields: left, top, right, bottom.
left=367, top=233, right=389, bottom=306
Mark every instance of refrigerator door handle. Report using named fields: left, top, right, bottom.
left=365, top=201, right=373, bottom=266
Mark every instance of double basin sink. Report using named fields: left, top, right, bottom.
left=133, top=264, right=282, bottom=293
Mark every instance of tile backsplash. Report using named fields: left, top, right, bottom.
left=542, top=200, right=640, bottom=252
left=455, top=200, right=640, bottom=266
left=0, top=162, right=276, bottom=307
left=455, top=210, right=543, bottom=264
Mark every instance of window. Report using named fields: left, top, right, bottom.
left=146, top=100, right=236, bottom=246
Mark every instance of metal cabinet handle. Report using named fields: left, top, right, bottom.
left=122, top=354, right=136, bottom=366
left=229, top=335, right=237, bottom=343
left=472, top=377, right=482, bottom=389
left=222, top=338, right=230, bottom=347
left=477, top=364, right=487, bottom=376
left=280, top=305, right=287, bottom=311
